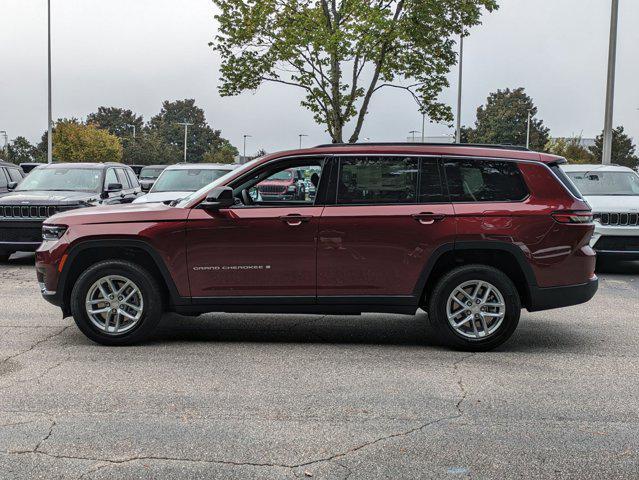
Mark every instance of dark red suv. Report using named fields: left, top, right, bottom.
left=36, top=144, right=598, bottom=350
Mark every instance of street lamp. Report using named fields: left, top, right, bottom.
left=602, top=0, right=619, bottom=165
left=177, top=122, right=193, bottom=163
left=409, top=130, right=420, bottom=142
left=243, top=134, right=252, bottom=159
left=129, top=125, right=137, bottom=139
left=526, top=110, right=532, bottom=149
left=0, top=131, right=8, bottom=159
left=47, top=0, right=53, bottom=164
left=298, top=134, right=308, bottom=149
left=456, top=31, right=464, bottom=144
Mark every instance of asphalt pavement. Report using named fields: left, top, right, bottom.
left=1, top=253, right=638, bottom=479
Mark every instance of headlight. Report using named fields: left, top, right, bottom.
left=42, top=225, right=67, bottom=241
left=287, top=185, right=296, bottom=192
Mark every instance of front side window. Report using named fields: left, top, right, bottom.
left=0, top=169, right=7, bottom=189
left=337, top=157, right=419, bottom=204
left=151, top=168, right=232, bottom=193
left=17, top=168, right=102, bottom=192
left=565, top=170, right=639, bottom=196
left=7, top=168, right=23, bottom=183
left=104, top=169, right=118, bottom=188
left=444, top=159, right=529, bottom=202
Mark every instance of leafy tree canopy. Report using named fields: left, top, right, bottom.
left=6, top=136, right=37, bottom=164
left=546, top=136, right=593, bottom=164
left=123, top=132, right=182, bottom=166
left=589, top=126, right=638, bottom=170
left=463, top=87, right=550, bottom=151
left=202, top=140, right=239, bottom=164
left=50, top=120, right=123, bottom=163
left=86, top=107, right=144, bottom=139
left=148, top=99, right=232, bottom=163
left=212, top=0, right=498, bottom=143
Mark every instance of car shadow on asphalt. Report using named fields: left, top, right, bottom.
left=596, top=259, right=639, bottom=275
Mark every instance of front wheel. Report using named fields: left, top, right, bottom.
left=70, top=260, right=164, bottom=346
left=427, top=265, right=521, bottom=351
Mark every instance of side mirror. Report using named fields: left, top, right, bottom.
left=7, top=182, right=18, bottom=191
left=141, top=182, right=153, bottom=192
left=199, top=186, right=234, bottom=210
left=106, top=183, right=122, bottom=193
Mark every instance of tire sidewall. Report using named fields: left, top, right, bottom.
left=70, top=261, right=162, bottom=346
left=429, top=265, right=521, bottom=351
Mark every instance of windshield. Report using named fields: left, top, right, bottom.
left=139, top=167, right=165, bottom=179
left=176, top=158, right=263, bottom=207
left=150, top=168, right=233, bottom=193
left=16, top=168, right=102, bottom=192
left=268, top=170, right=293, bottom=181
left=566, top=171, right=639, bottom=196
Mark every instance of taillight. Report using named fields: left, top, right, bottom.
left=552, top=211, right=594, bottom=224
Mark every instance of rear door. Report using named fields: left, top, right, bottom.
left=317, top=155, right=456, bottom=302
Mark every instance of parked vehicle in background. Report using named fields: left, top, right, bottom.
left=133, top=163, right=235, bottom=204
left=128, top=165, right=145, bottom=177
left=562, top=164, right=639, bottom=260
left=19, top=163, right=45, bottom=174
left=138, top=165, right=167, bottom=192
left=0, top=163, right=140, bottom=260
left=0, top=161, right=26, bottom=196
left=257, top=167, right=307, bottom=201
left=37, top=143, right=598, bottom=350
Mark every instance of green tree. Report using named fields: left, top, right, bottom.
left=86, top=107, right=144, bottom=139
left=589, top=126, right=638, bottom=169
left=148, top=99, right=235, bottom=163
left=124, top=132, right=182, bottom=165
left=546, top=136, right=593, bottom=164
left=51, top=120, right=123, bottom=163
left=464, top=88, right=550, bottom=151
left=202, top=140, right=239, bottom=164
left=212, top=0, right=498, bottom=143
left=6, top=136, right=37, bottom=164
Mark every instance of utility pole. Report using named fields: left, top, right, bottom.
left=409, top=130, right=419, bottom=142
left=177, top=122, right=193, bottom=163
left=421, top=112, right=426, bottom=142
left=243, top=134, right=251, bottom=159
left=298, top=134, right=308, bottom=149
left=602, top=0, right=619, bottom=165
left=47, top=0, right=53, bottom=164
left=526, top=111, right=532, bottom=149
left=0, top=131, right=8, bottom=159
left=456, top=32, right=464, bottom=144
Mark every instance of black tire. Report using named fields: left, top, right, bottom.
left=0, top=251, right=13, bottom=262
left=427, top=264, right=521, bottom=351
left=70, top=260, right=163, bottom=346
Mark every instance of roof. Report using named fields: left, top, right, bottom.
left=256, top=143, right=563, bottom=164
left=38, top=162, right=134, bottom=169
left=163, top=163, right=237, bottom=171
left=0, top=160, right=20, bottom=167
left=561, top=164, right=635, bottom=173
left=140, top=164, right=168, bottom=169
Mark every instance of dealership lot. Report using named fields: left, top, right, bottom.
left=0, top=254, right=638, bottom=479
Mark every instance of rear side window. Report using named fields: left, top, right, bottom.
left=444, top=159, right=529, bottom=202
left=419, top=159, right=447, bottom=203
left=337, top=157, right=418, bottom=204
left=551, top=164, right=582, bottom=199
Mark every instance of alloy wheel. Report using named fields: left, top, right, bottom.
left=446, top=280, right=506, bottom=339
left=85, top=275, right=144, bottom=335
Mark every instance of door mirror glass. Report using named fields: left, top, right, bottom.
left=200, top=186, right=234, bottom=210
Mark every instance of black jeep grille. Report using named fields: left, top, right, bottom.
left=594, top=212, right=639, bottom=226
left=0, top=205, right=62, bottom=219
left=0, top=225, right=43, bottom=243
left=258, top=185, right=287, bottom=194
left=594, top=236, right=639, bottom=252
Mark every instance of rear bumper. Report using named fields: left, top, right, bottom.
left=527, top=276, right=599, bottom=312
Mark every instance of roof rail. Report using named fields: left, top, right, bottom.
left=313, top=142, right=531, bottom=152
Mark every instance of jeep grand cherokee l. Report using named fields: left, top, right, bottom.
left=0, top=163, right=140, bottom=260
left=36, top=144, right=598, bottom=351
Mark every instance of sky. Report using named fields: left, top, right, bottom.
left=0, top=0, right=637, bottom=155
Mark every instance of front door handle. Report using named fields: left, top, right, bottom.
left=412, top=212, right=446, bottom=225
left=279, top=214, right=313, bottom=226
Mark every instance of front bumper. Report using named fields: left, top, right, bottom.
left=527, top=276, right=599, bottom=312
left=591, top=224, right=639, bottom=259
left=0, top=220, right=43, bottom=252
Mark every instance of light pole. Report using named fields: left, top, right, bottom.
left=456, top=32, right=464, bottom=144
left=602, top=0, right=619, bottom=165
left=47, top=0, right=53, bottom=164
left=177, top=122, right=193, bottom=163
left=298, top=134, right=308, bottom=149
left=130, top=125, right=136, bottom=139
left=0, top=131, right=8, bottom=159
left=243, top=134, right=251, bottom=159
left=526, top=110, right=532, bottom=149
left=409, top=130, right=419, bottom=142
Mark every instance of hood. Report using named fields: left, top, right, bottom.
left=46, top=202, right=189, bottom=226
left=133, top=191, right=192, bottom=204
left=0, top=190, right=99, bottom=205
left=583, top=195, right=639, bottom=212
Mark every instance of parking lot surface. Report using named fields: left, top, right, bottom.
left=1, top=253, right=638, bottom=479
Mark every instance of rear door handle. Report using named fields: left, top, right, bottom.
left=412, top=213, right=446, bottom=225
left=279, top=214, right=313, bottom=226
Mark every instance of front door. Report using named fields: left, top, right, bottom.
left=186, top=158, right=327, bottom=299
left=317, top=155, right=456, bottom=300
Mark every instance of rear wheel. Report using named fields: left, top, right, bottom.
left=427, top=265, right=521, bottom=351
left=70, top=260, right=163, bottom=346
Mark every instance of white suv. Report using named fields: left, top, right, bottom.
left=562, top=164, right=639, bottom=260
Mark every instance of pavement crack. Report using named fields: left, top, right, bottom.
left=0, top=325, right=71, bottom=367
left=453, top=352, right=476, bottom=415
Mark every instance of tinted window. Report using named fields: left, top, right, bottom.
left=419, top=159, right=447, bottom=203
left=104, top=169, right=118, bottom=188
left=444, top=159, right=528, bottom=202
left=0, top=169, right=7, bottom=189
left=553, top=165, right=582, bottom=198
left=337, top=157, right=418, bottom=204
left=7, top=168, right=23, bottom=182
left=151, top=168, right=233, bottom=193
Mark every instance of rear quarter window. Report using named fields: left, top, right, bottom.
left=444, top=159, right=529, bottom=202
left=551, top=164, right=583, bottom=199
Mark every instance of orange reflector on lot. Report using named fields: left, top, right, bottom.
left=58, top=254, right=68, bottom=273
